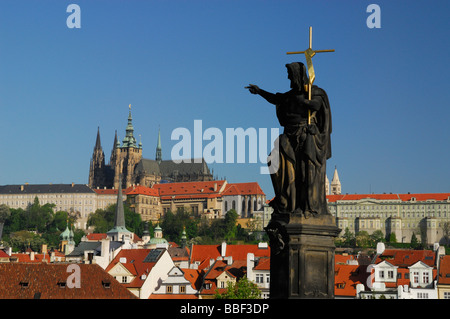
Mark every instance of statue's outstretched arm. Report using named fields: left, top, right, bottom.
left=245, top=84, right=279, bottom=105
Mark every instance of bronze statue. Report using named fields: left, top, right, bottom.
left=246, top=61, right=332, bottom=222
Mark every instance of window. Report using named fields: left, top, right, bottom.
left=256, top=274, right=264, bottom=283
left=413, top=272, right=419, bottom=284
left=166, top=285, right=173, bottom=293
left=423, top=272, right=430, bottom=284
left=20, top=281, right=29, bottom=288
left=444, top=292, right=450, bottom=299
left=379, top=270, right=384, bottom=279
left=180, top=285, right=186, bottom=294
left=122, top=276, right=128, bottom=283
left=417, top=292, right=429, bottom=299
left=387, top=271, right=394, bottom=279
left=57, top=281, right=66, bottom=288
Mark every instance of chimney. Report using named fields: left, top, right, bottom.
left=376, top=242, right=385, bottom=255
left=41, top=244, right=47, bottom=254
left=20, top=185, right=24, bottom=192
left=214, top=183, right=217, bottom=192
left=247, top=253, right=255, bottom=281
left=221, top=241, right=227, bottom=257
left=71, top=182, right=74, bottom=188
left=30, top=251, right=35, bottom=261
left=101, top=237, right=111, bottom=262
left=224, top=256, right=233, bottom=265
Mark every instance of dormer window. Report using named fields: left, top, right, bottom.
left=57, top=281, right=67, bottom=288
left=19, top=281, right=29, bottom=288
left=102, top=280, right=111, bottom=288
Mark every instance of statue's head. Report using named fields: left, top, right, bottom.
left=286, top=62, right=308, bottom=92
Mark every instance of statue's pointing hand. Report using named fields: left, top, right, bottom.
left=245, top=84, right=260, bottom=95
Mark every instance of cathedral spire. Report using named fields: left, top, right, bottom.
left=107, top=180, right=131, bottom=239
left=122, top=104, right=137, bottom=148
left=156, top=127, right=162, bottom=164
left=95, top=127, right=102, bottom=151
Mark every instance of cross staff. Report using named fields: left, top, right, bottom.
left=287, top=26, right=334, bottom=123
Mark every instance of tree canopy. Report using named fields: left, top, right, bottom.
left=214, top=276, right=261, bottom=299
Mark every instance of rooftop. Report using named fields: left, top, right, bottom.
left=0, top=263, right=137, bottom=299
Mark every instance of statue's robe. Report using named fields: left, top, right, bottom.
left=268, top=84, right=332, bottom=219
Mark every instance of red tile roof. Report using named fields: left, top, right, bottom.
left=374, top=249, right=436, bottom=267
left=335, top=254, right=357, bottom=265
left=0, top=263, right=137, bottom=299
left=201, top=259, right=247, bottom=296
left=222, top=182, right=265, bottom=196
left=153, top=180, right=227, bottom=200
left=334, top=264, right=369, bottom=297
left=179, top=268, right=203, bottom=291
left=126, top=185, right=159, bottom=197
left=438, top=255, right=450, bottom=285
left=86, top=233, right=108, bottom=241
left=327, top=193, right=450, bottom=203
left=189, top=244, right=270, bottom=269
left=105, top=249, right=155, bottom=288
left=254, top=257, right=270, bottom=270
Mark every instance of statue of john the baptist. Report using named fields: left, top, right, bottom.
left=246, top=62, right=332, bottom=223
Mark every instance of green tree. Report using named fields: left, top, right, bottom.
left=7, top=230, right=45, bottom=252
left=87, top=208, right=114, bottom=233
left=418, top=220, right=428, bottom=248
left=388, top=232, right=397, bottom=243
left=342, top=227, right=355, bottom=247
left=370, top=230, right=385, bottom=245
left=161, top=209, right=199, bottom=244
left=87, top=203, right=143, bottom=235
left=411, top=232, right=419, bottom=249
left=224, top=209, right=239, bottom=241
left=443, top=222, right=450, bottom=246
left=355, top=231, right=371, bottom=248
left=215, top=276, right=261, bottom=299
left=0, top=204, right=11, bottom=240
left=26, top=197, right=55, bottom=233
left=3, top=208, right=27, bottom=235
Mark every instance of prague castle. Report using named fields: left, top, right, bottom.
left=88, top=106, right=213, bottom=190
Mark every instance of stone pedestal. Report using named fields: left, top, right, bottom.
left=267, top=214, right=340, bottom=299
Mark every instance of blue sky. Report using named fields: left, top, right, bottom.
left=0, top=0, right=449, bottom=199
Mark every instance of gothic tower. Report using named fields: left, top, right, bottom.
left=111, top=105, right=143, bottom=189
left=330, top=166, right=342, bottom=195
left=89, top=127, right=106, bottom=188
left=155, top=127, right=162, bottom=164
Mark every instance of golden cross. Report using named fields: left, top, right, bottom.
left=286, top=26, right=334, bottom=124
left=287, top=26, right=334, bottom=100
